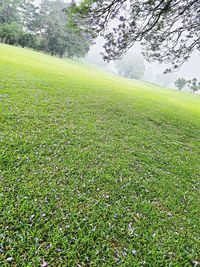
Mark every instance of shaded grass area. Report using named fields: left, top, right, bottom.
left=0, top=44, right=200, bottom=266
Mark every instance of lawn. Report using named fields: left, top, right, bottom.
left=0, top=44, right=200, bottom=266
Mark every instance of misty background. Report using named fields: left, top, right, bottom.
left=34, top=0, right=200, bottom=91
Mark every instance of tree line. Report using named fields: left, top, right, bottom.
left=0, top=0, right=90, bottom=58
left=175, top=78, right=200, bottom=93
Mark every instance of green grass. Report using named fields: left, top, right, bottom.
left=0, top=44, right=200, bottom=267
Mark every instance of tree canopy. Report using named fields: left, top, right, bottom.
left=68, top=0, right=200, bottom=70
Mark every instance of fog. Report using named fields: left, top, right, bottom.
left=85, top=37, right=200, bottom=91
left=34, top=0, right=200, bottom=91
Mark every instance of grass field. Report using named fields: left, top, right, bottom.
left=0, top=44, right=200, bottom=266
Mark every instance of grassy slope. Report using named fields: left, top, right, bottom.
left=0, top=44, right=200, bottom=266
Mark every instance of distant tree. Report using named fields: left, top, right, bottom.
left=68, top=0, right=200, bottom=71
left=0, top=0, right=24, bottom=44
left=61, top=28, right=90, bottom=58
left=115, top=53, right=145, bottom=79
left=0, top=0, right=37, bottom=46
left=32, top=0, right=90, bottom=58
left=156, top=72, right=177, bottom=87
left=0, top=0, right=22, bottom=24
left=142, top=67, right=154, bottom=83
left=187, top=78, right=200, bottom=93
left=18, top=32, right=38, bottom=48
left=86, top=49, right=108, bottom=68
left=0, top=0, right=90, bottom=58
left=175, top=78, right=187, bottom=91
left=0, top=22, right=22, bottom=44
left=19, top=0, right=39, bottom=30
